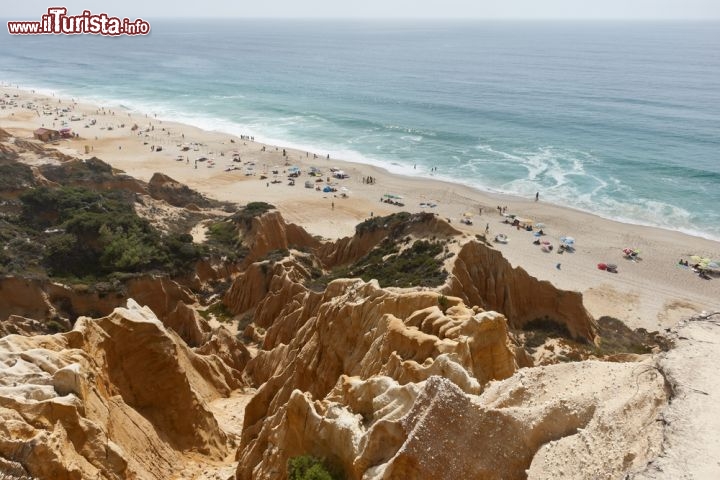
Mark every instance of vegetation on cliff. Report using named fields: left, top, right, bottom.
left=310, top=213, right=450, bottom=289
left=288, top=455, right=338, bottom=480
left=12, top=186, right=203, bottom=278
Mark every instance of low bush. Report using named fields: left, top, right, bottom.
left=287, top=455, right=337, bottom=480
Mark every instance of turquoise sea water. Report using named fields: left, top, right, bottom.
left=2, top=20, right=719, bottom=239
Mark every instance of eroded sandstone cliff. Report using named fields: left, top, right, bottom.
left=0, top=299, right=243, bottom=479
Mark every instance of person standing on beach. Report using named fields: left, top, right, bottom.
left=535, top=192, right=539, bottom=201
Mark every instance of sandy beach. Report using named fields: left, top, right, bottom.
left=1, top=84, right=717, bottom=331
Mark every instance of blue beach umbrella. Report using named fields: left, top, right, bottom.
left=560, top=236, right=575, bottom=246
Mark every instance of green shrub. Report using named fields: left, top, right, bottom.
left=287, top=455, right=335, bottom=480
left=312, top=238, right=447, bottom=290
left=208, top=221, right=238, bottom=246
left=438, top=294, right=449, bottom=313
left=15, top=186, right=203, bottom=278
left=0, top=161, right=33, bottom=191
left=198, top=301, right=233, bottom=323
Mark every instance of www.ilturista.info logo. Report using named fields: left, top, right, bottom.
left=7, top=7, right=150, bottom=35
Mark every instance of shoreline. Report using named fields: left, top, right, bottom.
left=1, top=84, right=718, bottom=331
left=4, top=80, right=718, bottom=243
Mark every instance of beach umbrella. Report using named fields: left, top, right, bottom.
left=690, top=255, right=702, bottom=263
left=560, top=236, right=575, bottom=246
left=463, top=212, right=474, bottom=218
left=535, top=222, right=546, bottom=228
left=707, top=262, right=720, bottom=269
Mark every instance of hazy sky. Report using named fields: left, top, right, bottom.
left=6, top=0, right=720, bottom=20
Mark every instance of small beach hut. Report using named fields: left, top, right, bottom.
left=33, top=128, right=59, bottom=142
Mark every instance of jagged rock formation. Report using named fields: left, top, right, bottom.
left=447, top=240, right=597, bottom=342
left=0, top=299, right=242, bottom=479
left=240, top=211, right=320, bottom=266
left=246, top=360, right=666, bottom=480
left=224, top=210, right=595, bottom=341
left=235, top=276, right=519, bottom=478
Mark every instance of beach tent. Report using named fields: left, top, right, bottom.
left=560, top=236, right=575, bottom=246
left=323, top=185, right=333, bottom=193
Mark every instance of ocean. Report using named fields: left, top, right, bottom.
left=2, top=20, right=719, bottom=240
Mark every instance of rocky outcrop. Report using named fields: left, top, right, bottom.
left=0, top=314, right=66, bottom=337
left=236, top=276, right=518, bottom=478
left=242, top=211, right=320, bottom=266
left=0, top=275, right=196, bottom=327
left=447, top=240, right=597, bottom=342
left=315, top=212, right=460, bottom=268
left=0, top=277, right=54, bottom=322
left=223, top=262, right=280, bottom=316
left=0, top=299, right=239, bottom=479
left=147, top=172, right=216, bottom=208
left=243, top=360, right=666, bottom=480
